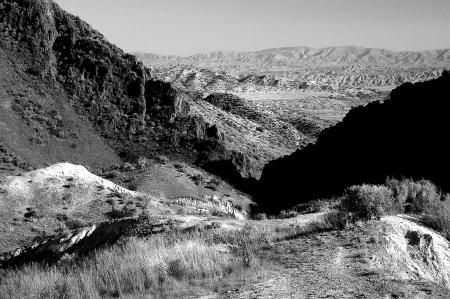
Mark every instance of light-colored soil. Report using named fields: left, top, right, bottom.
left=0, top=162, right=252, bottom=256
left=0, top=163, right=142, bottom=254
left=219, top=215, right=450, bottom=298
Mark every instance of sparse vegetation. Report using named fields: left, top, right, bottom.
left=0, top=227, right=271, bottom=299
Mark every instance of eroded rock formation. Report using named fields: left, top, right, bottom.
left=0, top=218, right=137, bottom=268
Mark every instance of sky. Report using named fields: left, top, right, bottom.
left=53, top=0, right=450, bottom=56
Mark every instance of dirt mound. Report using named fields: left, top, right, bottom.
left=376, top=216, right=450, bottom=288
left=257, top=71, right=450, bottom=213
left=0, top=163, right=145, bottom=254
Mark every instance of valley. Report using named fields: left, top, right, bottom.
left=1, top=0, right=450, bottom=298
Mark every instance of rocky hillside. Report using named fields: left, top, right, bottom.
left=257, top=70, right=450, bottom=213
left=0, top=0, right=263, bottom=184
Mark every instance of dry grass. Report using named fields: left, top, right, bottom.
left=0, top=227, right=270, bottom=298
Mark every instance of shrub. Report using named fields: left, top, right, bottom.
left=323, top=210, right=349, bottom=230
left=278, top=210, right=298, bottom=219
left=338, top=178, right=450, bottom=241
left=253, top=213, right=267, bottom=221
left=341, top=185, right=395, bottom=221
left=420, top=195, right=450, bottom=239
left=104, top=170, right=120, bottom=179
left=120, top=163, right=135, bottom=171
left=65, top=217, right=88, bottom=230
left=136, top=157, right=149, bottom=169
left=385, top=178, right=441, bottom=213
left=106, top=205, right=136, bottom=219
left=128, top=182, right=138, bottom=191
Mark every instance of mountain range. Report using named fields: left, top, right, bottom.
left=136, top=46, right=450, bottom=69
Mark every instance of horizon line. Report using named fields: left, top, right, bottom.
left=132, top=45, right=450, bottom=58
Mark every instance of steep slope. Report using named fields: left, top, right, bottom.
left=257, top=71, right=450, bottom=213
left=191, top=93, right=307, bottom=179
left=0, top=45, right=121, bottom=172
left=0, top=0, right=256, bottom=183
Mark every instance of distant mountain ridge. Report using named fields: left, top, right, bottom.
left=136, top=46, right=450, bottom=68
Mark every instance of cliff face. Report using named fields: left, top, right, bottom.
left=257, top=71, right=450, bottom=214
left=0, top=0, right=253, bottom=182
left=1, top=0, right=187, bottom=139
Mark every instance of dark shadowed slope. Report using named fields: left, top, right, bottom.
left=257, top=71, right=450, bottom=214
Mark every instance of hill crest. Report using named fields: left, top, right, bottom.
left=136, top=46, right=450, bottom=68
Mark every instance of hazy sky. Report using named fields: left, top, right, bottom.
left=53, top=0, right=450, bottom=56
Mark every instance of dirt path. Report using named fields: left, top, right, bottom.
left=222, top=223, right=450, bottom=299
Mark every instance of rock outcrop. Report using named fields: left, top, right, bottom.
left=257, top=71, right=450, bottom=213
left=0, top=218, right=137, bottom=268
left=0, top=0, right=193, bottom=143
left=0, top=0, right=255, bottom=186
left=170, top=196, right=248, bottom=220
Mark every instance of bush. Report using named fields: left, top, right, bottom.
left=136, top=157, right=150, bottom=169
left=128, top=182, right=138, bottom=191
left=65, top=217, right=88, bottom=230
left=323, top=210, right=349, bottom=229
left=420, top=195, right=450, bottom=239
left=106, top=205, right=136, bottom=219
left=104, top=170, right=120, bottom=179
left=337, top=178, right=450, bottom=241
left=341, top=185, right=395, bottom=220
left=385, top=178, right=441, bottom=213
left=253, top=213, right=267, bottom=221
